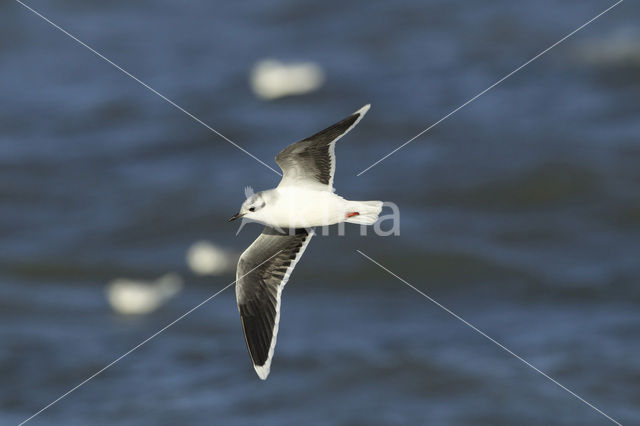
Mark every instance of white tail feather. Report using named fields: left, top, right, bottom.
left=345, top=200, right=383, bottom=225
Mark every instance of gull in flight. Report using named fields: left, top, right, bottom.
left=229, top=105, right=383, bottom=379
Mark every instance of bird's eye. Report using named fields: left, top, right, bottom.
left=249, top=207, right=255, bottom=212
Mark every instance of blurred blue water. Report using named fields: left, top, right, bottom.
left=1, top=0, right=640, bottom=424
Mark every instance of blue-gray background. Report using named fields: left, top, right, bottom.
left=2, top=0, right=639, bottom=424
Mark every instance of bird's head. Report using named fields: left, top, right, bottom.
left=228, top=188, right=267, bottom=222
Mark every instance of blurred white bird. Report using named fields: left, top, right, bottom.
left=250, top=59, right=325, bottom=100
left=576, top=28, right=640, bottom=67
left=186, top=240, right=237, bottom=276
left=106, top=273, right=183, bottom=315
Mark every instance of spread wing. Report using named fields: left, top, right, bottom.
left=275, top=104, right=370, bottom=191
left=235, top=227, right=314, bottom=379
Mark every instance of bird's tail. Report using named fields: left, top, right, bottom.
left=345, top=200, right=383, bottom=225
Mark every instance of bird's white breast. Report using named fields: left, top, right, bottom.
left=256, top=187, right=347, bottom=228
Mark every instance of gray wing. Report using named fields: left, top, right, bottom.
left=275, top=104, right=370, bottom=191
left=235, top=227, right=314, bottom=380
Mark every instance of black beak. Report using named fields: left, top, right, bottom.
left=228, top=212, right=244, bottom=222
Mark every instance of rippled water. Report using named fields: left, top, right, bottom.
left=2, top=0, right=640, bottom=424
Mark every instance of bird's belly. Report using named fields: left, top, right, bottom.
left=266, top=190, right=346, bottom=228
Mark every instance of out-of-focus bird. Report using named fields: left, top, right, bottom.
left=575, top=28, right=640, bottom=68
left=106, top=273, right=183, bottom=315
left=186, top=240, right=237, bottom=276
left=250, top=59, right=325, bottom=100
